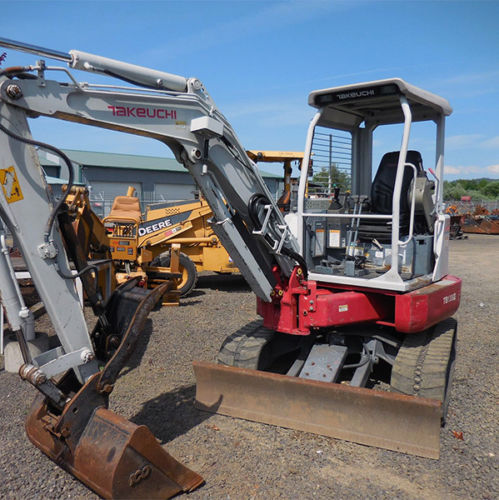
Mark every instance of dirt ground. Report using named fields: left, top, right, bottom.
left=0, top=233, right=497, bottom=499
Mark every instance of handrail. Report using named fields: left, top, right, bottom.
left=398, top=162, right=418, bottom=247
left=388, top=96, right=412, bottom=276
left=302, top=212, right=392, bottom=219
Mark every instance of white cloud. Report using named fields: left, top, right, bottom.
left=481, top=136, right=499, bottom=149
left=144, top=2, right=346, bottom=61
left=436, top=70, right=499, bottom=87
left=446, top=134, right=484, bottom=149
left=430, top=70, right=499, bottom=98
left=223, top=94, right=314, bottom=128
left=445, top=164, right=499, bottom=178
left=444, top=165, right=461, bottom=175
left=446, top=134, right=499, bottom=154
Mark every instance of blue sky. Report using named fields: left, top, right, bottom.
left=1, top=0, right=498, bottom=180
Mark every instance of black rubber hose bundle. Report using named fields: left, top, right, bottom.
left=0, top=120, right=96, bottom=281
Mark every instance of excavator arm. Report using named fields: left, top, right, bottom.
left=0, top=38, right=300, bottom=302
left=0, top=38, right=303, bottom=498
left=0, top=40, right=220, bottom=498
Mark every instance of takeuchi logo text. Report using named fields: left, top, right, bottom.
left=336, top=89, right=375, bottom=100
left=108, top=106, right=177, bottom=119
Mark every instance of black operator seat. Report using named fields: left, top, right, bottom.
left=358, top=150, right=427, bottom=242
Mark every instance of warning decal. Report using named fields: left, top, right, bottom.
left=0, top=166, right=23, bottom=203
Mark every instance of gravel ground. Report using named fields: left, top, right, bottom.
left=0, top=234, right=497, bottom=499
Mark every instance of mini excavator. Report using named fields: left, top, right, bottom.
left=0, top=38, right=460, bottom=497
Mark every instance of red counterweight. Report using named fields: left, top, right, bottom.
left=258, top=269, right=461, bottom=336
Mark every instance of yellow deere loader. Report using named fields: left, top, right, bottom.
left=103, top=152, right=303, bottom=296
left=102, top=187, right=237, bottom=296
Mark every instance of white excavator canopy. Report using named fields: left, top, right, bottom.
left=308, top=78, right=452, bottom=130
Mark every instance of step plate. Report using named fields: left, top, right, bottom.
left=299, top=344, right=348, bottom=382
left=193, top=361, right=441, bottom=459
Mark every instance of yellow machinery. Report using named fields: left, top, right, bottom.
left=247, top=150, right=304, bottom=212
left=104, top=152, right=304, bottom=296
left=103, top=187, right=236, bottom=295
left=64, top=185, right=180, bottom=306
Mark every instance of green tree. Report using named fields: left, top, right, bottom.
left=443, top=178, right=499, bottom=201
left=483, top=181, right=499, bottom=198
left=311, top=164, right=351, bottom=193
left=444, top=181, right=466, bottom=201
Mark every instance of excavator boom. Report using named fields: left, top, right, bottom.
left=0, top=40, right=205, bottom=497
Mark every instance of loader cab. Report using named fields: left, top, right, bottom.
left=102, top=192, right=142, bottom=262
left=295, top=78, right=452, bottom=292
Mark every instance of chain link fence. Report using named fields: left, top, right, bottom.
left=446, top=199, right=499, bottom=213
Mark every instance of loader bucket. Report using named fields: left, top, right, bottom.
left=193, top=361, right=442, bottom=459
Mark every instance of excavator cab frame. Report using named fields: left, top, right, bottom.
left=293, top=79, right=452, bottom=292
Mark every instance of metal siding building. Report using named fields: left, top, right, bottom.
left=39, top=149, right=282, bottom=216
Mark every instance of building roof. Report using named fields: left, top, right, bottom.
left=40, top=156, right=60, bottom=167
left=45, top=175, right=67, bottom=185
left=39, top=149, right=185, bottom=172
left=39, top=149, right=281, bottom=179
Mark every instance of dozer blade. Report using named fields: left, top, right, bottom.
left=193, top=361, right=442, bottom=459
left=24, top=282, right=203, bottom=498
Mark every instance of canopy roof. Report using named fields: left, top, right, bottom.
left=308, top=78, right=452, bottom=130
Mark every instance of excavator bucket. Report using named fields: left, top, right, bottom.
left=24, top=282, right=203, bottom=498
left=26, top=394, right=203, bottom=498
left=193, top=361, right=442, bottom=459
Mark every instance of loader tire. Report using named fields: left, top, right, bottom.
left=153, top=252, right=198, bottom=296
left=217, top=320, right=275, bottom=370
left=390, top=318, right=457, bottom=424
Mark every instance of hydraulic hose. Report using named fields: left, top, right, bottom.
left=343, top=355, right=370, bottom=370
left=0, top=120, right=96, bottom=281
left=343, top=345, right=371, bottom=370
left=281, top=246, right=308, bottom=279
left=0, top=66, right=32, bottom=77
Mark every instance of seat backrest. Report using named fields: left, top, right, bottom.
left=370, top=150, right=425, bottom=216
left=104, top=195, right=142, bottom=223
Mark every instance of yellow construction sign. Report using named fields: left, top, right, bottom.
left=0, top=166, right=23, bottom=203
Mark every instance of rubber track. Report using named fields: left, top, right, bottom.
left=391, top=318, right=457, bottom=403
left=217, top=320, right=274, bottom=369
